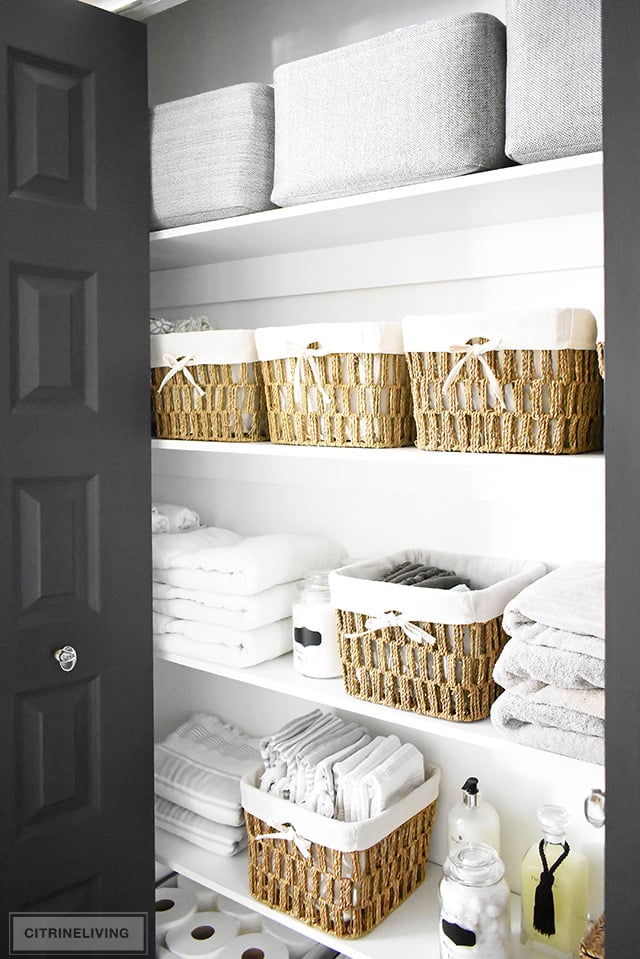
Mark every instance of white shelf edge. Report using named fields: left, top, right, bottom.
left=155, top=830, right=529, bottom=959
left=149, top=152, right=603, bottom=270
left=155, top=651, right=602, bottom=772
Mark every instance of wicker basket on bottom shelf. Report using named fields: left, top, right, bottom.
left=580, top=914, right=605, bottom=958
left=336, top=612, right=506, bottom=722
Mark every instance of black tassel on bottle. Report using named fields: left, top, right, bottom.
left=533, top=838, right=570, bottom=936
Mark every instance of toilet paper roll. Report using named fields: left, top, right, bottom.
left=260, top=919, right=314, bottom=959
left=166, top=911, right=240, bottom=959
left=213, top=932, right=290, bottom=959
left=155, top=887, right=198, bottom=944
left=217, top=895, right=262, bottom=933
left=177, top=874, right=217, bottom=911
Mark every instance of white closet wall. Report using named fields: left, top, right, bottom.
left=148, top=0, right=606, bottom=938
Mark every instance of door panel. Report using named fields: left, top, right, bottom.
left=0, top=0, right=153, bottom=947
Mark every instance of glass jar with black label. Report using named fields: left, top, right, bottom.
left=439, top=843, right=512, bottom=959
left=292, top=571, right=342, bottom=678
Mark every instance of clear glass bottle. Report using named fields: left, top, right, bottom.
left=448, top=777, right=501, bottom=855
left=439, top=842, right=512, bottom=959
left=292, top=571, right=342, bottom=678
left=520, top=805, right=588, bottom=958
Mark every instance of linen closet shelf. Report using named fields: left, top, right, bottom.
left=151, top=152, right=606, bottom=956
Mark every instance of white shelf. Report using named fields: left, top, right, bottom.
left=155, top=829, right=528, bottom=959
left=155, top=650, right=600, bottom=772
left=149, top=153, right=603, bottom=270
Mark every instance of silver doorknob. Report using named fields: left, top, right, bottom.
left=54, top=646, right=77, bottom=672
left=584, top=788, right=605, bottom=827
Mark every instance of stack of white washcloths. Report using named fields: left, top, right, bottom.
left=155, top=712, right=263, bottom=857
left=152, top=519, right=345, bottom=668
left=490, top=562, right=604, bottom=764
left=260, top=709, right=426, bottom=820
left=152, top=501, right=201, bottom=535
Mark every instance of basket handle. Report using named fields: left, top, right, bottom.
left=157, top=353, right=205, bottom=397
left=346, top=611, right=436, bottom=646
left=255, top=822, right=312, bottom=858
left=442, top=339, right=506, bottom=409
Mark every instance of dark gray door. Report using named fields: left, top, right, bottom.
left=603, top=0, right=640, bottom=952
left=0, top=0, right=154, bottom=949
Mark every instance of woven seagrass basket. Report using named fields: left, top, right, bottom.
left=336, top=611, right=506, bottom=722
left=151, top=362, right=267, bottom=442
left=150, top=330, right=268, bottom=442
left=580, top=914, right=605, bottom=959
left=405, top=347, right=603, bottom=454
left=242, top=767, right=439, bottom=938
left=256, top=323, right=414, bottom=448
left=330, top=550, right=546, bottom=722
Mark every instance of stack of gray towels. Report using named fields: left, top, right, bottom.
left=490, top=562, right=604, bottom=764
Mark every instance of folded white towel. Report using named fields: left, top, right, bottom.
left=332, top=738, right=388, bottom=821
left=154, top=624, right=291, bottom=669
left=154, top=612, right=291, bottom=649
left=338, top=736, right=401, bottom=822
left=155, top=797, right=247, bottom=856
left=272, top=716, right=349, bottom=800
left=494, top=637, right=605, bottom=690
left=293, top=722, right=369, bottom=807
left=154, top=746, right=249, bottom=826
left=152, top=507, right=170, bottom=534
left=352, top=742, right=425, bottom=821
left=152, top=580, right=298, bottom=631
left=153, top=502, right=201, bottom=532
left=260, top=710, right=323, bottom=766
left=491, top=687, right=604, bottom=764
left=503, top=562, right=604, bottom=656
left=260, top=713, right=344, bottom=795
left=153, top=527, right=346, bottom=594
left=313, top=732, right=373, bottom=817
left=160, top=712, right=262, bottom=776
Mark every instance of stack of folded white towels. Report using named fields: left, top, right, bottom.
left=155, top=712, right=263, bottom=857
left=260, top=709, right=426, bottom=820
left=152, top=506, right=345, bottom=668
left=490, top=562, right=604, bottom=764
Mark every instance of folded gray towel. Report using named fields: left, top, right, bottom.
left=502, top=562, right=604, bottom=658
left=494, top=637, right=604, bottom=690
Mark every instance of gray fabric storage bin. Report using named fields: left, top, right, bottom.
left=272, top=14, right=506, bottom=207
left=151, top=83, right=274, bottom=230
left=505, top=0, right=602, bottom=163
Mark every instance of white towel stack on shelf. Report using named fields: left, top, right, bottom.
left=490, top=562, right=605, bottom=764
left=152, top=522, right=346, bottom=668
left=152, top=502, right=201, bottom=535
left=260, top=709, right=426, bottom=820
left=155, top=712, right=263, bottom=856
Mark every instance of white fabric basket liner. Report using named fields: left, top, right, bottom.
left=255, top=322, right=404, bottom=361
left=402, top=309, right=598, bottom=352
left=150, top=330, right=259, bottom=368
left=241, top=761, right=440, bottom=852
left=329, top=550, right=546, bottom=625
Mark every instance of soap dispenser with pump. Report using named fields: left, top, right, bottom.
left=448, top=777, right=501, bottom=855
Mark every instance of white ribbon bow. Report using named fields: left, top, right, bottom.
left=442, top=339, right=506, bottom=410
left=347, top=611, right=436, bottom=646
left=157, top=353, right=205, bottom=398
left=255, top=823, right=312, bottom=859
left=286, top=341, right=330, bottom=407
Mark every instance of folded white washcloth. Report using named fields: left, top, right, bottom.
left=154, top=623, right=291, bottom=669
left=491, top=687, right=604, bottom=764
left=503, top=562, right=604, bottom=658
left=353, top=742, right=425, bottom=821
left=154, top=746, right=248, bottom=826
left=494, top=637, right=605, bottom=690
left=155, top=797, right=247, bottom=856
left=152, top=580, right=298, bottom=632
left=260, top=710, right=323, bottom=766
left=313, top=732, right=373, bottom=817
left=153, top=612, right=290, bottom=649
left=332, top=737, right=388, bottom=820
left=293, top=722, right=369, bottom=807
left=260, top=713, right=345, bottom=796
left=338, top=736, right=401, bottom=822
left=152, top=507, right=170, bottom=534
left=153, top=502, right=201, bottom=532
left=153, top=527, right=346, bottom=594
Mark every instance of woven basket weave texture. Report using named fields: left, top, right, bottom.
left=245, top=799, right=437, bottom=938
left=336, top=610, right=507, bottom=722
left=260, top=352, right=414, bottom=448
left=406, top=347, right=603, bottom=454
left=580, top=914, right=605, bottom=958
left=151, top=362, right=268, bottom=442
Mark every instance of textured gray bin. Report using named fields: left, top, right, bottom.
left=151, top=83, right=274, bottom=230
left=272, top=13, right=506, bottom=207
left=505, top=0, right=602, bottom=163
